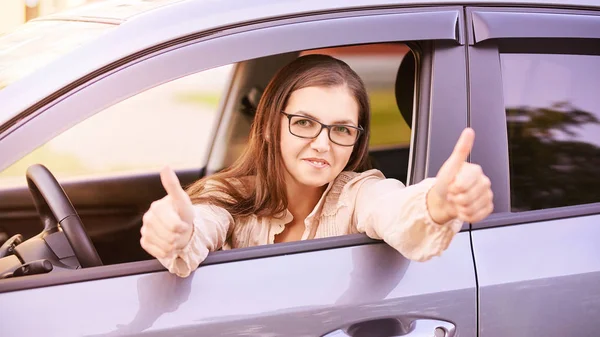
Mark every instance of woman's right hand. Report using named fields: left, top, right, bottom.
left=140, top=167, right=195, bottom=259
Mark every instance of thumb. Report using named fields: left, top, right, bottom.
left=436, top=128, right=475, bottom=187
left=160, top=166, right=192, bottom=208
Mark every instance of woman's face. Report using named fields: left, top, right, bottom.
left=280, top=85, right=360, bottom=189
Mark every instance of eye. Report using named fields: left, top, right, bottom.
left=332, top=125, right=351, bottom=135
left=294, top=119, right=314, bottom=127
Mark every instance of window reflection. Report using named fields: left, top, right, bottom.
left=502, top=53, right=600, bottom=211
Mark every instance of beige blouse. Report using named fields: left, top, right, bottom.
left=158, top=169, right=463, bottom=277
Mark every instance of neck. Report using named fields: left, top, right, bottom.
left=285, top=177, right=327, bottom=221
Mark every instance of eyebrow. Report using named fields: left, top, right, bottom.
left=294, top=110, right=358, bottom=127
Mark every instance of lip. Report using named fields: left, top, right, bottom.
left=302, top=158, right=331, bottom=168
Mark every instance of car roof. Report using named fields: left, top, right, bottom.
left=37, top=0, right=600, bottom=25
left=1, top=0, right=599, bottom=127
left=38, top=0, right=600, bottom=24
left=32, top=0, right=185, bottom=24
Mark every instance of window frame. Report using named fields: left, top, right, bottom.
left=0, top=6, right=469, bottom=293
left=467, top=6, right=600, bottom=230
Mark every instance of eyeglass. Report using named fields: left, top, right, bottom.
left=281, top=111, right=364, bottom=147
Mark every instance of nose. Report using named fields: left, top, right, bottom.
left=310, top=128, right=331, bottom=152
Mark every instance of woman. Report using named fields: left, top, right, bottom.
left=140, top=54, right=493, bottom=278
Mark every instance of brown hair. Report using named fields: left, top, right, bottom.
left=186, top=54, right=371, bottom=217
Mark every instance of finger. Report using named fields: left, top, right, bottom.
left=455, top=189, right=494, bottom=218
left=142, top=209, right=181, bottom=247
left=143, top=209, right=173, bottom=241
left=160, top=166, right=191, bottom=206
left=458, top=202, right=494, bottom=223
left=143, top=203, right=176, bottom=238
left=455, top=174, right=492, bottom=206
left=140, top=235, right=169, bottom=259
left=140, top=219, right=176, bottom=248
left=436, top=128, right=475, bottom=186
left=152, top=199, right=188, bottom=234
left=144, top=210, right=192, bottom=252
left=449, top=164, right=485, bottom=196
left=141, top=220, right=176, bottom=252
left=449, top=128, right=475, bottom=165
left=477, top=203, right=495, bottom=222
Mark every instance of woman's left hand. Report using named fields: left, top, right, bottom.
left=427, top=128, right=494, bottom=224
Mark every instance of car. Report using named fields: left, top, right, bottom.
left=0, top=0, right=599, bottom=336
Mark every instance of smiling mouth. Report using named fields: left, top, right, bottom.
left=303, top=158, right=330, bottom=168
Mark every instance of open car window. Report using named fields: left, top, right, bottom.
left=0, top=42, right=417, bottom=271
left=0, top=65, right=234, bottom=187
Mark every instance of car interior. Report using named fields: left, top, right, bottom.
left=0, top=43, right=418, bottom=279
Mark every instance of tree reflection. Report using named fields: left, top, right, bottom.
left=507, top=102, right=600, bottom=211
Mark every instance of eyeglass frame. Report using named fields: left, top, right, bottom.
left=280, top=111, right=364, bottom=147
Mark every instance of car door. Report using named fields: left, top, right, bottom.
left=467, top=6, right=600, bottom=337
left=0, top=4, right=475, bottom=336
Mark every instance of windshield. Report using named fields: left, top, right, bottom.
left=0, top=20, right=115, bottom=91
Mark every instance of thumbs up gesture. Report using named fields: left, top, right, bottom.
left=140, top=167, right=195, bottom=259
left=427, top=128, right=494, bottom=224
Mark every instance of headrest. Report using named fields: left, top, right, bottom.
left=394, top=51, right=416, bottom=128
left=240, top=86, right=263, bottom=117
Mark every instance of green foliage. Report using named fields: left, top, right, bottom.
left=368, top=89, right=411, bottom=147
left=508, top=102, right=600, bottom=211
left=175, top=92, right=222, bottom=107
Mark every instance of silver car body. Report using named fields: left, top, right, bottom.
left=0, top=0, right=599, bottom=336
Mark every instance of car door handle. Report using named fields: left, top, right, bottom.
left=322, top=318, right=456, bottom=337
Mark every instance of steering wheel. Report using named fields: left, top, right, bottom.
left=26, top=164, right=102, bottom=268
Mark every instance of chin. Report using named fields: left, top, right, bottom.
left=296, top=170, right=337, bottom=188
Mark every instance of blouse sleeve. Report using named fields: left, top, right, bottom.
left=349, top=170, right=463, bottom=261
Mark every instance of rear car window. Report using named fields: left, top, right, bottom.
left=501, top=53, right=600, bottom=211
